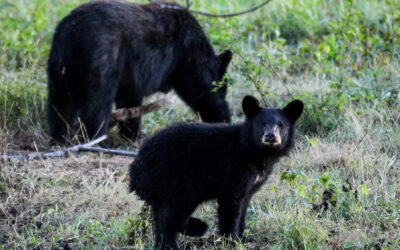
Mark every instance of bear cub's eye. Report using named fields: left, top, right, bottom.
left=278, top=121, right=284, bottom=129
left=262, top=122, right=267, bottom=127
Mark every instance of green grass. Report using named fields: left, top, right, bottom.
left=1, top=0, right=400, bottom=248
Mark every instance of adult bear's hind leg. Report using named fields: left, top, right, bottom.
left=47, top=69, right=81, bottom=144
left=47, top=93, right=74, bottom=144
left=78, top=87, right=116, bottom=141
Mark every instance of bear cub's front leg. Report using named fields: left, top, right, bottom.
left=217, top=198, right=244, bottom=240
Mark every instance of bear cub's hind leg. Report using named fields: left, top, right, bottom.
left=179, top=217, right=208, bottom=237
left=153, top=204, right=201, bottom=249
left=153, top=206, right=179, bottom=250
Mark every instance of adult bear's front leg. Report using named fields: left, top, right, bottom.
left=115, top=73, right=143, bottom=140
left=115, top=98, right=143, bottom=140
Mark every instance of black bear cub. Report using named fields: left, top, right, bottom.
left=129, top=95, right=303, bottom=249
left=47, top=0, right=232, bottom=143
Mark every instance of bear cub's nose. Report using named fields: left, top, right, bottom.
left=264, top=133, right=276, bottom=142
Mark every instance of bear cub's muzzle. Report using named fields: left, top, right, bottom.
left=262, top=125, right=282, bottom=146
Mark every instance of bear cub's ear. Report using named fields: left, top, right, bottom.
left=283, top=100, right=304, bottom=122
left=218, top=50, right=232, bottom=75
left=242, top=95, right=262, bottom=119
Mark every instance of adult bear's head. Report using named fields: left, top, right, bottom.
left=165, top=9, right=234, bottom=123
left=175, top=48, right=233, bottom=123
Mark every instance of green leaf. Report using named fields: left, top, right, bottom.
left=361, top=184, right=369, bottom=194
left=308, top=138, right=317, bottom=147
left=296, top=184, right=306, bottom=197
left=281, top=171, right=290, bottom=181
left=319, top=175, right=330, bottom=189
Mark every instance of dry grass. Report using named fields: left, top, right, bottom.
left=0, top=155, right=140, bottom=248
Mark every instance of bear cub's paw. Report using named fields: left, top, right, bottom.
left=179, top=217, right=208, bottom=237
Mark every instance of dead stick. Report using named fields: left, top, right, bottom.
left=78, top=146, right=137, bottom=157
left=111, top=97, right=173, bottom=122
left=1, top=135, right=131, bottom=161
left=1, top=135, right=106, bottom=161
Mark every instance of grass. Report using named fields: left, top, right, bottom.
left=1, top=0, right=400, bottom=248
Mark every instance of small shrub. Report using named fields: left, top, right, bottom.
left=295, top=91, right=349, bottom=136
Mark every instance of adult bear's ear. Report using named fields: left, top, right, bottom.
left=242, top=95, right=262, bottom=119
left=218, top=50, right=232, bottom=75
left=283, top=100, right=304, bottom=122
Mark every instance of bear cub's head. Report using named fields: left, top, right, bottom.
left=242, top=95, right=304, bottom=151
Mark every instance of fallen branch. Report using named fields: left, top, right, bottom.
left=76, top=146, right=137, bottom=157
left=149, top=0, right=273, bottom=18
left=111, top=97, right=173, bottom=122
left=1, top=135, right=137, bottom=161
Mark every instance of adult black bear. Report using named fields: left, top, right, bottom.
left=129, top=95, right=304, bottom=249
left=47, top=0, right=232, bottom=143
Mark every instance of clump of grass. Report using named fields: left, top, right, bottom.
left=124, top=207, right=152, bottom=247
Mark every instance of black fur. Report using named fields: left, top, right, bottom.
left=47, top=0, right=232, bottom=143
left=129, top=95, right=304, bottom=249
